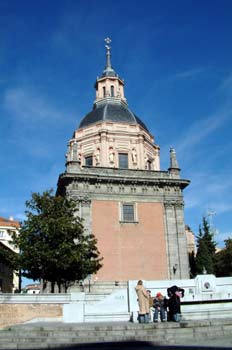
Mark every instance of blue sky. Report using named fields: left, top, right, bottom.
left=1, top=0, right=232, bottom=265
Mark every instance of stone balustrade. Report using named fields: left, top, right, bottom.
left=0, top=275, right=232, bottom=328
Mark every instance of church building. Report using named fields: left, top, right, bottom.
left=57, top=39, right=190, bottom=281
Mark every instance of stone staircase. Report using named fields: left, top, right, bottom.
left=0, top=319, right=232, bottom=349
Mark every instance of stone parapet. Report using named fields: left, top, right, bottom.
left=1, top=276, right=232, bottom=328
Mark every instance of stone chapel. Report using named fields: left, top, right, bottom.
left=57, top=38, right=190, bottom=281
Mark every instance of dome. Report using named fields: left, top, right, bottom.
left=79, top=100, right=148, bottom=131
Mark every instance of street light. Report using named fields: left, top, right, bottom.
left=87, top=274, right=92, bottom=293
left=173, top=263, right=178, bottom=275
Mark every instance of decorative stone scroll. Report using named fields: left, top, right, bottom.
left=119, top=182, right=125, bottom=193
left=164, top=200, right=184, bottom=209
left=142, top=182, right=148, bottom=193
left=130, top=182, right=137, bottom=193
left=71, top=194, right=91, bottom=206
left=107, top=182, right=113, bottom=192
left=95, top=181, right=101, bottom=190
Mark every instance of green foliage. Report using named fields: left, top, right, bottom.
left=11, top=190, right=103, bottom=292
left=195, top=217, right=216, bottom=274
left=215, top=238, right=232, bottom=277
left=188, top=251, right=196, bottom=278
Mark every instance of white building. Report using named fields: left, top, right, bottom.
left=0, top=216, right=20, bottom=292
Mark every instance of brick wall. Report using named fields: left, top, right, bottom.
left=92, top=200, right=168, bottom=280
left=0, top=304, right=62, bottom=328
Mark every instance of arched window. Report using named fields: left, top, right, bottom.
left=111, top=85, right=114, bottom=97
left=103, top=86, right=106, bottom=97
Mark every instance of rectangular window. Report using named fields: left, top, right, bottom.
left=122, top=204, right=134, bottom=222
left=147, top=160, right=152, bottom=170
left=118, top=153, right=128, bottom=168
left=85, top=156, right=93, bottom=166
left=111, top=85, right=114, bottom=97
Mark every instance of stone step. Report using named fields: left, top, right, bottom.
left=0, top=319, right=231, bottom=349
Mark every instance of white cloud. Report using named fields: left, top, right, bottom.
left=210, top=202, right=232, bottom=215
left=184, top=193, right=201, bottom=209
left=184, top=169, right=232, bottom=214
left=219, top=74, right=232, bottom=93
left=1, top=86, right=75, bottom=158
left=14, top=213, right=26, bottom=222
left=204, top=180, right=232, bottom=195
left=171, top=68, right=206, bottom=80
left=4, top=87, right=65, bottom=123
left=216, top=231, right=232, bottom=247
left=171, top=107, right=232, bottom=159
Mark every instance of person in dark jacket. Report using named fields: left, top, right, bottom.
left=167, top=285, right=184, bottom=322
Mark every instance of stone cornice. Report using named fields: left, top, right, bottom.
left=58, top=166, right=190, bottom=189
left=57, top=167, right=190, bottom=202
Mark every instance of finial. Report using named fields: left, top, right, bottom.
left=104, top=37, right=112, bottom=69
left=104, top=37, right=112, bottom=48
left=169, top=147, right=180, bottom=176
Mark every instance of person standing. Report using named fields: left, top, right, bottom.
left=146, top=289, right=154, bottom=321
left=135, top=280, right=150, bottom=323
left=167, top=285, right=184, bottom=322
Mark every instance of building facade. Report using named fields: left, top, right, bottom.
left=0, top=216, right=20, bottom=292
left=57, top=39, right=190, bottom=281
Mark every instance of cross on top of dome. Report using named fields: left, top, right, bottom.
left=104, top=37, right=112, bottom=50
left=101, top=37, right=117, bottom=78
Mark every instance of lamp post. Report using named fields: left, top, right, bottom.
left=173, top=263, right=178, bottom=275
left=87, top=274, right=92, bottom=293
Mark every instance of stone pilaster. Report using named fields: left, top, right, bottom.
left=164, top=200, right=189, bottom=280
left=68, top=193, right=92, bottom=236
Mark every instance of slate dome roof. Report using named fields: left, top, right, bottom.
left=79, top=100, right=148, bottom=131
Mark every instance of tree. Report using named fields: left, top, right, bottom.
left=11, top=190, right=103, bottom=292
left=215, top=238, right=232, bottom=277
left=188, top=251, right=197, bottom=278
left=195, top=217, right=216, bottom=274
